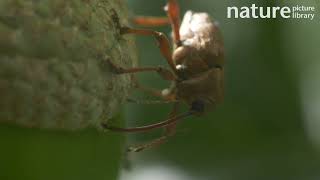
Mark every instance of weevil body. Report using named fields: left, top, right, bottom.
left=104, top=0, right=224, bottom=152
left=171, top=11, right=224, bottom=113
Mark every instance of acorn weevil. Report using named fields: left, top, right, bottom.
left=103, top=0, right=224, bottom=152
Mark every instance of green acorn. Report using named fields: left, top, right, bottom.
left=0, top=0, right=137, bottom=129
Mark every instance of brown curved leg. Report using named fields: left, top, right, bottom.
left=131, top=0, right=182, bottom=47
left=127, top=102, right=180, bottom=152
left=132, top=16, right=170, bottom=27
left=121, top=27, right=176, bottom=72
left=111, top=9, right=176, bottom=72
left=106, top=58, right=176, bottom=83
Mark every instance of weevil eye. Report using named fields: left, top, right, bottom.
left=191, top=100, right=205, bottom=113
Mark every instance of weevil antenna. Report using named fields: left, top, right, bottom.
left=102, top=111, right=195, bottom=133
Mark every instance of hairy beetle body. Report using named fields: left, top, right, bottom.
left=172, top=11, right=224, bottom=113
left=103, top=0, right=225, bottom=152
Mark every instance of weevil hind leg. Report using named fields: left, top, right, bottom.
left=127, top=121, right=177, bottom=152
left=101, top=109, right=193, bottom=133
left=127, top=102, right=179, bottom=152
left=127, top=136, right=168, bottom=152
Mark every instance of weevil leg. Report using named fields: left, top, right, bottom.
left=165, top=0, right=181, bottom=46
left=127, top=136, right=168, bottom=152
left=106, top=55, right=176, bottom=81
left=107, top=59, right=176, bottom=100
left=101, top=108, right=194, bottom=133
left=130, top=76, right=176, bottom=101
left=163, top=101, right=179, bottom=136
left=127, top=102, right=179, bottom=152
left=126, top=98, right=177, bottom=105
left=136, top=85, right=167, bottom=99
left=111, top=10, right=177, bottom=73
left=120, top=27, right=177, bottom=72
left=136, top=84, right=175, bottom=101
left=132, top=16, right=170, bottom=27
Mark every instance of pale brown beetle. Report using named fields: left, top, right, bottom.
left=102, top=0, right=224, bottom=152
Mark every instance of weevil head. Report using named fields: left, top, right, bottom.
left=173, top=46, right=210, bottom=78
left=190, top=99, right=216, bottom=115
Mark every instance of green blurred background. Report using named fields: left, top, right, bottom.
left=0, top=0, right=319, bottom=180
left=122, top=0, right=320, bottom=180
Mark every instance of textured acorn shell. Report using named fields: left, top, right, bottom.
left=0, top=0, right=137, bottom=130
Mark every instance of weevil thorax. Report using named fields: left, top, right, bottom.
left=172, top=11, right=225, bottom=113
left=172, top=11, right=224, bottom=78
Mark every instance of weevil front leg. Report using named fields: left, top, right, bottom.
left=120, top=27, right=177, bottom=72
left=111, top=5, right=178, bottom=71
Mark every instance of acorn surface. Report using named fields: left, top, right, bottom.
left=0, top=0, right=137, bottom=129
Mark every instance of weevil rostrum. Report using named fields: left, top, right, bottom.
left=102, top=0, right=224, bottom=152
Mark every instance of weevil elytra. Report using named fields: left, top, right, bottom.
left=102, top=0, right=224, bottom=152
